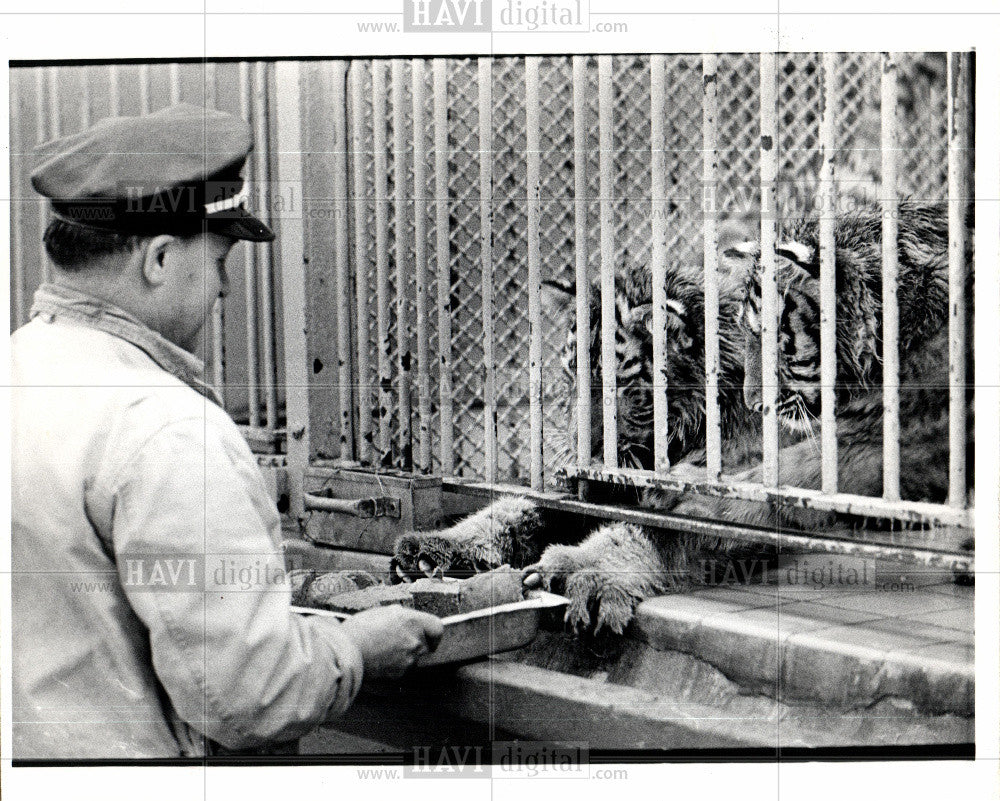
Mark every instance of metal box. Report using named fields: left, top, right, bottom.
left=302, top=466, right=443, bottom=555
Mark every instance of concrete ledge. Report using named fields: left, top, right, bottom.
left=635, top=584, right=973, bottom=716
left=306, top=643, right=972, bottom=753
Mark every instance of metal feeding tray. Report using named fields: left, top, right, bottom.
left=291, top=590, right=569, bottom=667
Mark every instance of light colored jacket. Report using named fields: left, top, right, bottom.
left=11, top=284, right=363, bottom=759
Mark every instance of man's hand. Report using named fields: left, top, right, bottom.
left=338, top=606, right=444, bottom=680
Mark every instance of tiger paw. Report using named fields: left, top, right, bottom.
left=392, top=497, right=546, bottom=583
left=523, top=523, right=668, bottom=635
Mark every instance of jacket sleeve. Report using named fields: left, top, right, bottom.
left=104, top=414, right=364, bottom=750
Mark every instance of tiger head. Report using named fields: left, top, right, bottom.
left=725, top=217, right=885, bottom=436
left=542, top=263, right=747, bottom=470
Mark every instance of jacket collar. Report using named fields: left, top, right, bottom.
left=29, top=282, right=223, bottom=407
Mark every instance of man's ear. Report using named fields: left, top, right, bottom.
left=140, top=235, right=177, bottom=287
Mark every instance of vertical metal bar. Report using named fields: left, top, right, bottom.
left=479, top=57, right=498, bottom=485
left=412, top=59, right=432, bottom=473
left=880, top=52, right=901, bottom=502
left=40, top=68, right=59, bottom=284
left=702, top=53, right=722, bottom=481
left=946, top=52, right=969, bottom=507
left=333, top=60, right=354, bottom=459
left=274, top=60, right=309, bottom=520
left=79, top=67, right=91, bottom=128
left=139, top=63, right=151, bottom=113
left=255, top=64, right=279, bottom=433
left=649, top=55, right=670, bottom=475
left=597, top=55, right=618, bottom=469
left=46, top=67, right=60, bottom=139
left=169, top=63, right=181, bottom=105
left=351, top=63, right=373, bottom=466
left=572, top=56, right=591, bottom=469
left=206, top=62, right=226, bottom=402
left=819, top=52, right=839, bottom=494
left=434, top=59, right=454, bottom=476
left=11, top=75, right=26, bottom=329
left=240, top=62, right=261, bottom=428
left=525, top=57, right=544, bottom=491
left=373, top=60, right=393, bottom=467
left=392, top=60, right=413, bottom=470
left=109, top=64, right=120, bottom=116
left=758, top=53, right=780, bottom=487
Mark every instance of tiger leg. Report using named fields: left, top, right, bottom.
left=391, top=496, right=546, bottom=582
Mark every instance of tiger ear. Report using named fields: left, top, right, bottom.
left=720, top=239, right=760, bottom=282
left=775, top=241, right=819, bottom=277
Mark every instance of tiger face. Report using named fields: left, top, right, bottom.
left=542, top=272, right=705, bottom=470
left=725, top=239, right=824, bottom=436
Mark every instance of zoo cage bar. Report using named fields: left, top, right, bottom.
left=9, top=54, right=974, bottom=562
left=276, top=55, right=973, bottom=547
left=556, top=52, right=972, bottom=532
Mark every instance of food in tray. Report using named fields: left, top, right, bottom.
left=449, top=566, right=525, bottom=614
left=288, top=568, right=381, bottom=608
left=317, top=583, right=416, bottom=613
left=298, top=565, right=526, bottom=617
left=407, top=578, right=462, bottom=617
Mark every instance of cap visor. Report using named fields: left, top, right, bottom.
left=206, top=206, right=275, bottom=242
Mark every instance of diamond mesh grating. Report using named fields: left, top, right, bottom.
left=320, top=53, right=952, bottom=486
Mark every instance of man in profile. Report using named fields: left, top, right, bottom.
left=11, top=103, right=442, bottom=758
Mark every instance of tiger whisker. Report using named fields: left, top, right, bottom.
left=794, top=396, right=821, bottom=456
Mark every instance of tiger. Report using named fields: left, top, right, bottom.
left=392, top=200, right=973, bottom=633
left=715, top=199, right=974, bottom=506
left=393, top=235, right=775, bottom=634
left=541, top=257, right=758, bottom=473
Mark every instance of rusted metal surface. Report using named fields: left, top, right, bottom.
left=478, top=57, right=498, bottom=485
left=372, top=60, right=393, bottom=467
left=239, top=62, right=261, bottom=429
left=649, top=54, right=671, bottom=475
left=598, top=55, right=618, bottom=468
left=412, top=59, right=432, bottom=472
left=880, top=52, right=901, bottom=502
left=525, top=56, right=544, bottom=491
left=253, top=62, right=279, bottom=435
left=946, top=52, right=970, bottom=509
left=701, top=53, right=722, bottom=481
left=445, top=479, right=973, bottom=571
left=571, top=55, right=592, bottom=470
left=819, top=52, right=839, bottom=495
left=350, top=63, right=373, bottom=466
left=206, top=62, right=226, bottom=402
left=758, top=53, right=779, bottom=488
left=333, top=60, right=354, bottom=460
left=556, top=465, right=973, bottom=530
left=392, top=61, right=413, bottom=470
left=434, top=59, right=454, bottom=476
left=274, top=60, right=310, bottom=520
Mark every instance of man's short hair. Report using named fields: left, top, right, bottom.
left=43, top=218, right=145, bottom=271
